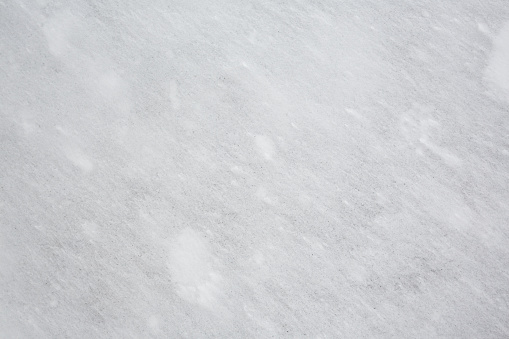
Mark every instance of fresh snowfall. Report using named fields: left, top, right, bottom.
left=1, top=1, right=509, bottom=338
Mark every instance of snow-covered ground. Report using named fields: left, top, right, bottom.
left=1, top=1, right=509, bottom=337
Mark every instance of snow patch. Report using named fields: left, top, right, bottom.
left=64, top=147, right=94, bottom=173
left=419, top=135, right=462, bottom=167
left=42, top=11, right=77, bottom=57
left=96, top=71, right=125, bottom=100
left=256, top=186, right=278, bottom=205
left=168, top=80, right=181, bottom=110
left=147, top=315, right=161, bottom=335
left=399, top=106, right=462, bottom=167
left=345, top=108, right=366, bottom=122
left=254, top=135, right=275, bottom=160
left=252, top=251, right=265, bottom=266
left=447, top=204, right=473, bottom=233
left=81, top=221, right=99, bottom=240
left=168, top=228, right=222, bottom=309
left=485, top=22, right=509, bottom=103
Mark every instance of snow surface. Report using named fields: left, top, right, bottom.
left=1, top=1, right=509, bottom=338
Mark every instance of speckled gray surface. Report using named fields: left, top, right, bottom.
left=1, top=1, right=509, bottom=338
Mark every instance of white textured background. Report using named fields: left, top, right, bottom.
left=1, top=1, right=509, bottom=337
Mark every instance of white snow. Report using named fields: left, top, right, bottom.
left=168, top=228, right=223, bottom=309
left=42, top=11, right=76, bottom=58
left=1, top=1, right=509, bottom=338
left=254, top=135, right=276, bottom=160
left=64, top=147, right=95, bottom=173
left=485, top=22, right=509, bottom=102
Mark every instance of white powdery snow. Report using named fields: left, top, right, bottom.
left=1, top=1, right=509, bottom=338
left=485, top=21, right=509, bottom=102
